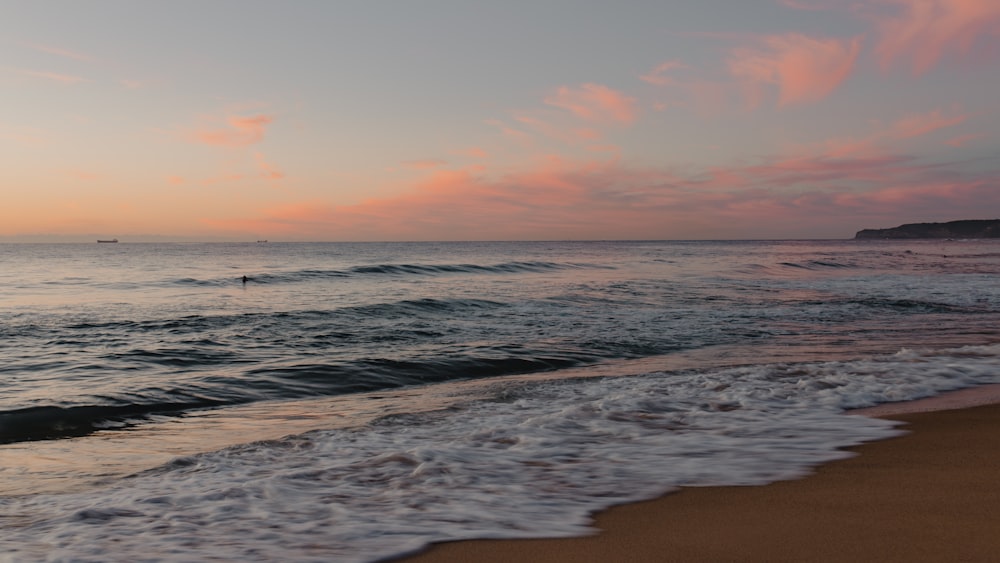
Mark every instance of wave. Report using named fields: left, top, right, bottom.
left=349, top=261, right=570, bottom=276
left=244, top=351, right=594, bottom=394
left=847, top=297, right=992, bottom=314
left=0, top=399, right=227, bottom=444
left=169, top=261, right=606, bottom=287
left=5, top=345, right=1000, bottom=561
left=779, top=259, right=855, bottom=270
left=53, top=297, right=508, bottom=336
left=0, top=345, right=601, bottom=445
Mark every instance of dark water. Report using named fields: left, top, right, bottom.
left=2, top=240, right=999, bottom=561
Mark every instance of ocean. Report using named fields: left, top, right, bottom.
left=2, top=239, right=999, bottom=562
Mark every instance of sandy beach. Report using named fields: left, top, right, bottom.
left=400, top=392, right=1000, bottom=562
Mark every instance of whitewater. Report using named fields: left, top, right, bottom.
left=1, top=240, right=999, bottom=561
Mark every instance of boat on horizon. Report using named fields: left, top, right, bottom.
left=97, top=239, right=118, bottom=243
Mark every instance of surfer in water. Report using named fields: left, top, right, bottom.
left=242, top=275, right=249, bottom=284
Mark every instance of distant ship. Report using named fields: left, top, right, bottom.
left=97, top=239, right=118, bottom=243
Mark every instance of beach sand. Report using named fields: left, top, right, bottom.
left=399, top=391, right=1000, bottom=562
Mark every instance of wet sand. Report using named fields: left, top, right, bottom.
left=399, top=391, right=1000, bottom=562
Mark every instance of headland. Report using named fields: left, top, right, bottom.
left=855, top=219, right=1000, bottom=239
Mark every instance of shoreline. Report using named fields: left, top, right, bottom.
left=397, top=385, right=1000, bottom=562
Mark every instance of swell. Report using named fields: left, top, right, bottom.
left=4, top=291, right=642, bottom=445
left=242, top=350, right=595, bottom=395
left=49, top=297, right=507, bottom=335
left=22, top=261, right=603, bottom=290
left=779, top=259, right=856, bottom=270
left=8, top=240, right=998, bottom=449
left=173, top=260, right=605, bottom=286
left=0, top=400, right=226, bottom=444
left=834, top=296, right=994, bottom=315
left=350, top=260, right=568, bottom=275
left=0, top=349, right=599, bottom=445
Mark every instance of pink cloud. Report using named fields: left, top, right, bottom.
left=890, top=109, right=967, bottom=138
left=191, top=115, right=273, bottom=147
left=484, top=119, right=533, bottom=145
left=544, top=83, right=638, bottom=124
left=683, top=79, right=731, bottom=117
left=203, top=140, right=1000, bottom=241
left=452, top=147, right=488, bottom=159
left=491, top=86, right=637, bottom=153
left=402, top=159, right=448, bottom=170
left=728, top=33, right=862, bottom=107
left=818, top=136, right=884, bottom=160
left=573, top=128, right=602, bottom=141
left=945, top=132, right=986, bottom=146
left=21, top=42, right=96, bottom=63
left=201, top=173, right=244, bottom=185
left=512, top=114, right=606, bottom=145
left=17, top=69, right=87, bottom=84
left=874, top=0, right=1000, bottom=74
left=800, top=108, right=968, bottom=159
left=737, top=154, right=916, bottom=189
left=166, top=176, right=186, bottom=185
left=845, top=179, right=1000, bottom=222
left=640, top=60, right=687, bottom=86
left=202, top=162, right=604, bottom=240
left=254, top=152, right=285, bottom=180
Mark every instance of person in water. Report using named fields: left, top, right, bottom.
left=242, top=275, right=248, bottom=284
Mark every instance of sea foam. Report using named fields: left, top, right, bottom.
left=3, top=344, right=999, bottom=562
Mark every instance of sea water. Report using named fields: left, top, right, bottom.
left=1, top=240, right=999, bottom=561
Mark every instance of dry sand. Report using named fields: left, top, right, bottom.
left=398, top=393, right=1000, bottom=562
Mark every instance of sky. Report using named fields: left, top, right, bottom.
left=2, top=0, right=999, bottom=242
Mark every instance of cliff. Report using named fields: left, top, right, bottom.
left=855, top=219, right=1000, bottom=239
